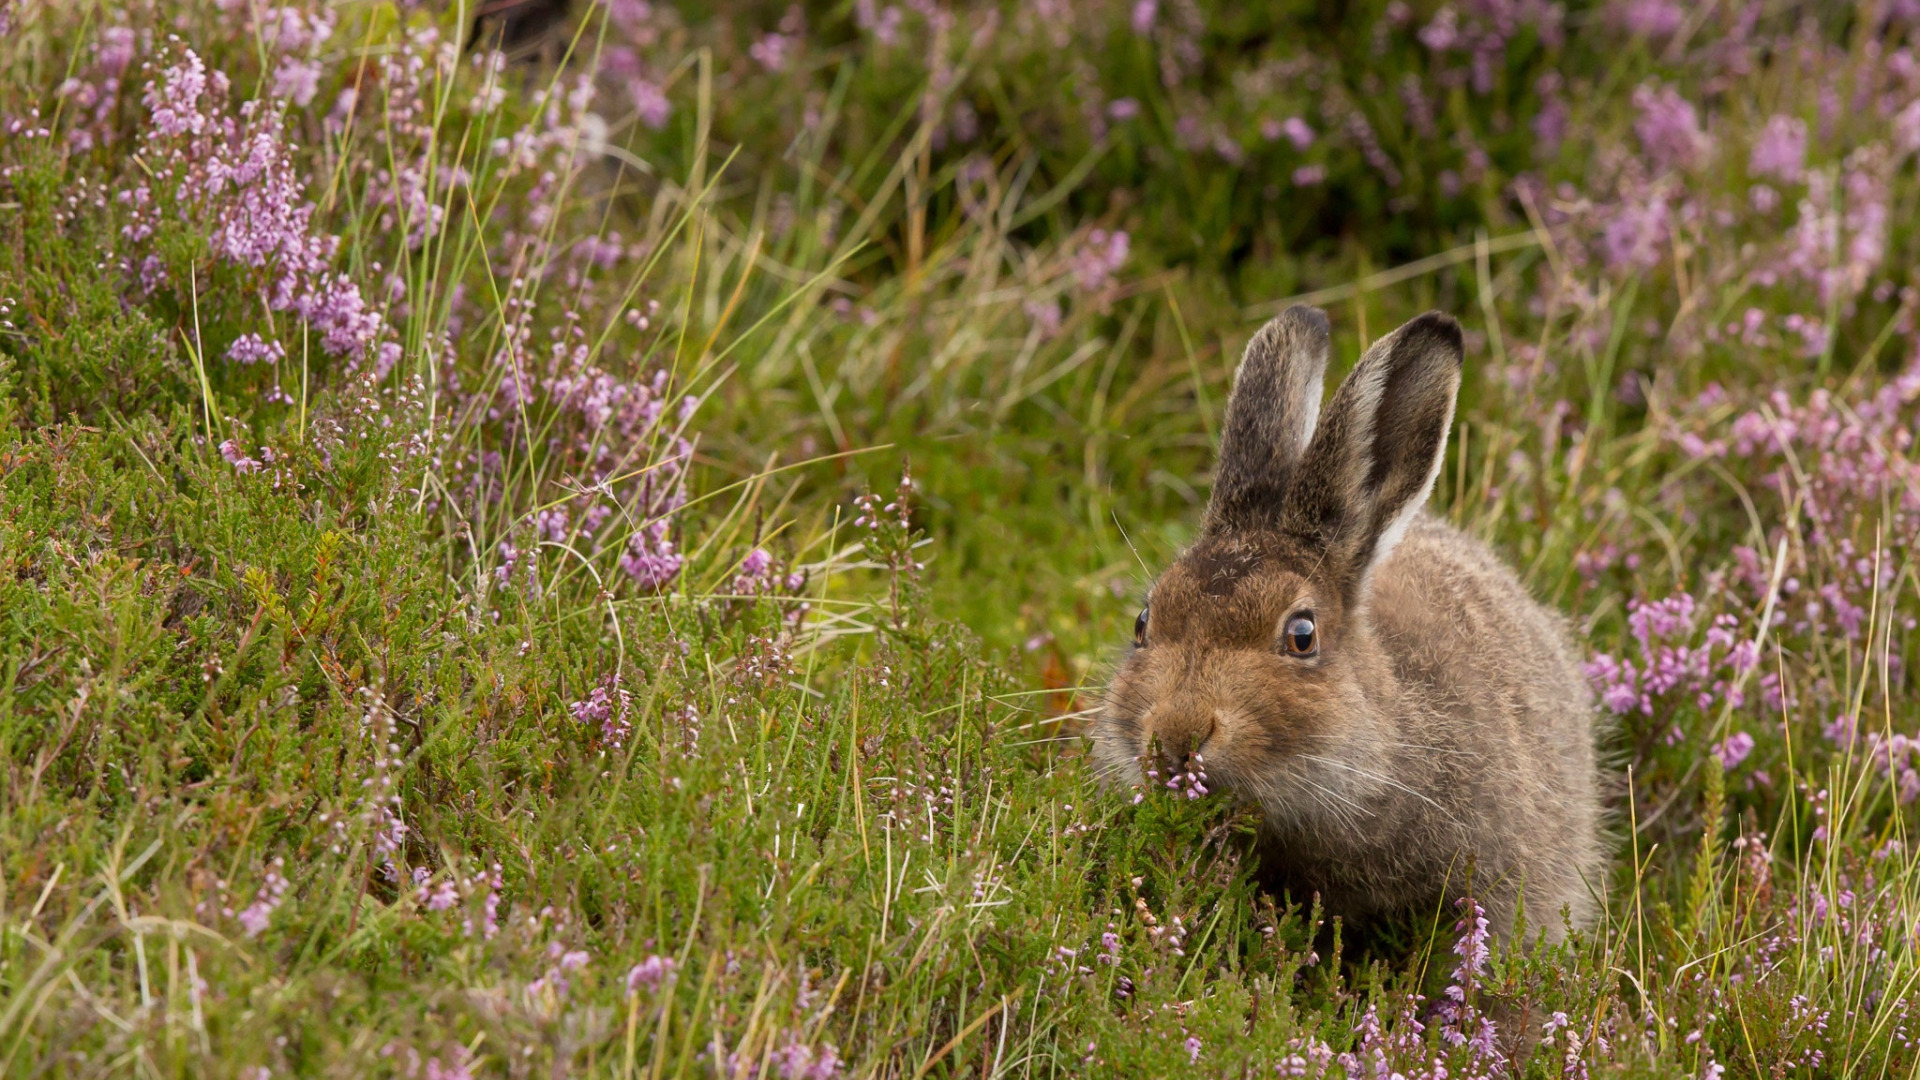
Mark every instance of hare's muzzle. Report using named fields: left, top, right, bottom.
left=1143, top=705, right=1218, bottom=776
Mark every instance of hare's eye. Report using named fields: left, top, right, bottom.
left=1134, top=606, right=1150, bottom=648
left=1284, top=614, right=1317, bottom=657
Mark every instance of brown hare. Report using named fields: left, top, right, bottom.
left=1094, top=305, right=1604, bottom=941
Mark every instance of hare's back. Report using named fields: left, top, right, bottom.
left=1369, top=514, right=1607, bottom=931
left=1369, top=514, right=1593, bottom=741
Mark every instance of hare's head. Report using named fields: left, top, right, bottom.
left=1095, top=306, right=1464, bottom=822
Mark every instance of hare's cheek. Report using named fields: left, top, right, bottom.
left=1089, top=726, right=1146, bottom=784
left=1207, top=707, right=1259, bottom=753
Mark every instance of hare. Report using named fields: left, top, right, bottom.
left=1094, top=305, right=1605, bottom=941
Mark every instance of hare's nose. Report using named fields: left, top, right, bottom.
left=1147, top=709, right=1217, bottom=774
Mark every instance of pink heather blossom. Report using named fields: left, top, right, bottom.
left=56, top=25, right=140, bottom=152
left=1587, top=654, right=1641, bottom=714
left=774, top=1039, right=844, bottom=1079
left=237, top=860, right=288, bottom=936
left=1184, top=1036, right=1202, bottom=1064
left=1715, top=731, right=1756, bottom=769
left=569, top=675, right=635, bottom=747
left=1024, top=297, right=1063, bottom=337
left=620, top=521, right=684, bottom=588
left=854, top=0, right=903, bottom=46
left=1601, top=186, right=1670, bottom=269
left=629, top=76, right=671, bottom=129
left=220, top=438, right=265, bottom=473
left=529, top=357, right=696, bottom=592
left=256, top=4, right=335, bottom=54
left=751, top=37, right=795, bottom=74
left=732, top=548, right=779, bottom=596
left=1749, top=114, right=1807, bottom=183
left=1533, top=74, right=1569, bottom=154
left=1895, top=99, right=1920, bottom=154
left=1292, top=164, right=1326, bottom=185
left=1345, top=120, right=1396, bottom=184
left=270, top=57, right=322, bottom=105
left=97, top=26, right=137, bottom=75
left=1588, top=595, right=1758, bottom=717
left=626, top=954, right=678, bottom=994
left=1164, top=753, right=1210, bottom=799
left=1418, top=5, right=1458, bottom=50
left=1632, top=82, right=1711, bottom=172
left=1131, top=0, right=1158, bottom=35
left=455, top=864, right=503, bottom=940
left=750, top=25, right=798, bottom=71
left=1106, top=98, right=1140, bottom=121
left=127, top=50, right=392, bottom=362
left=1071, top=229, right=1129, bottom=292
left=606, top=0, right=655, bottom=33
left=1280, top=116, right=1315, bottom=150
left=535, top=507, right=570, bottom=543
left=1777, top=154, right=1892, bottom=304
left=1612, top=0, right=1684, bottom=37
left=325, top=86, right=358, bottom=133
left=145, top=49, right=214, bottom=137
left=226, top=333, right=285, bottom=365
left=423, top=1048, right=476, bottom=1080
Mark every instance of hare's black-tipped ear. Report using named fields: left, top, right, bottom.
left=1282, top=312, right=1463, bottom=595
left=1205, top=305, right=1331, bottom=531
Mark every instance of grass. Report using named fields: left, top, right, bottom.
left=2, top=0, right=1920, bottom=1075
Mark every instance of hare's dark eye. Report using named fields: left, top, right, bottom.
left=1284, top=613, right=1317, bottom=657
left=1134, top=605, right=1150, bottom=648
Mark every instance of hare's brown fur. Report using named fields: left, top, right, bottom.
left=1095, top=306, right=1605, bottom=941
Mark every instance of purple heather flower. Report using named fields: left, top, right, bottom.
left=854, top=0, right=903, bottom=46
left=620, top=522, right=683, bottom=589
left=1896, top=99, right=1920, bottom=154
left=1418, top=5, right=1458, bottom=50
left=129, top=49, right=394, bottom=365
left=570, top=675, right=635, bottom=747
left=1749, top=114, right=1807, bottom=183
left=1715, top=731, right=1756, bottom=769
left=626, top=954, right=677, bottom=994
left=1601, top=186, right=1670, bottom=269
left=1024, top=298, right=1062, bottom=337
left=774, top=1038, right=843, bottom=1079
left=226, top=333, right=285, bottom=365
left=1131, top=0, right=1157, bottom=35
left=750, top=32, right=795, bottom=71
left=220, top=439, right=265, bottom=473
left=236, top=860, right=288, bottom=936
left=424, top=1052, right=475, bottom=1080
left=144, top=49, right=214, bottom=137
left=271, top=57, right=322, bottom=105
left=1613, top=0, right=1684, bottom=37
left=1632, top=82, right=1711, bottom=172
left=1072, top=229, right=1129, bottom=292
left=629, top=76, right=670, bottom=129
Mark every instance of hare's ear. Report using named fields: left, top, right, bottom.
left=1282, top=312, right=1463, bottom=596
left=1204, top=305, right=1331, bottom=531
